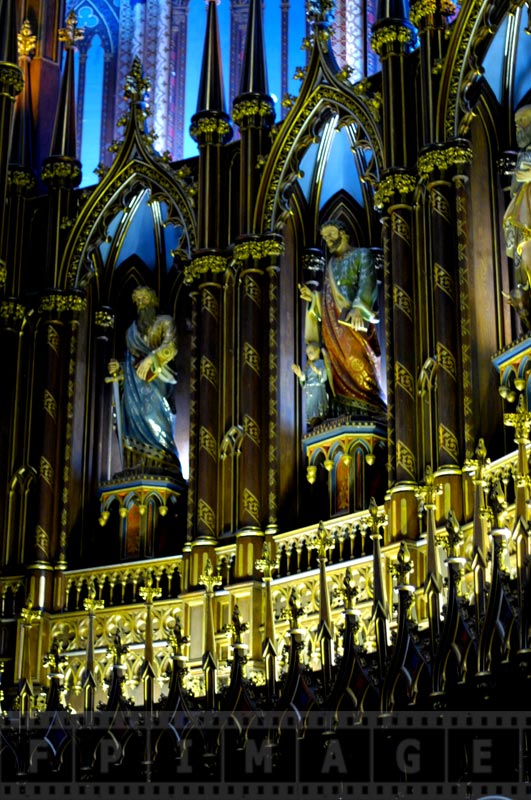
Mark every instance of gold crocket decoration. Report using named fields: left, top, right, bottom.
left=199, top=558, right=222, bottom=594
left=17, top=20, right=36, bottom=58
left=58, top=10, right=84, bottom=47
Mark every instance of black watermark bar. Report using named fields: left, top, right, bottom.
left=0, top=710, right=528, bottom=798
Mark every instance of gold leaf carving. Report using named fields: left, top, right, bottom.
left=200, top=356, right=218, bottom=387
left=391, top=212, right=411, bottom=245
left=35, top=525, right=49, bottom=551
left=198, top=499, right=216, bottom=533
left=199, top=426, right=217, bottom=460
left=243, top=343, right=261, bottom=375
left=43, top=389, right=57, bottom=421
left=244, top=275, right=262, bottom=307
left=395, top=362, right=415, bottom=399
left=244, top=415, right=261, bottom=447
left=434, top=263, right=454, bottom=299
left=393, top=286, right=413, bottom=320
left=430, top=187, right=451, bottom=222
left=243, top=488, right=260, bottom=522
left=436, top=342, right=457, bottom=379
left=47, top=326, right=60, bottom=354
left=40, top=456, right=54, bottom=487
left=397, top=440, right=416, bottom=478
left=438, top=424, right=459, bottom=460
left=201, top=289, right=219, bottom=320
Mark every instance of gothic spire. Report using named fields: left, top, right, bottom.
left=49, top=10, right=83, bottom=158
left=375, top=0, right=410, bottom=23
left=196, top=0, right=227, bottom=115
left=0, top=0, right=18, bottom=65
left=10, top=20, right=36, bottom=170
left=239, top=0, right=269, bottom=97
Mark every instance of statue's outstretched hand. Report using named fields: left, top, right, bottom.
left=344, top=308, right=367, bottom=332
left=291, top=363, right=303, bottom=379
left=135, top=356, right=153, bottom=380
left=298, top=283, right=314, bottom=303
left=108, top=359, right=121, bottom=376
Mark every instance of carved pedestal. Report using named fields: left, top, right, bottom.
left=492, top=334, right=531, bottom=403
left=303, top=417, right=387, bottom=516
left=98, top=475, right=186, bottom=560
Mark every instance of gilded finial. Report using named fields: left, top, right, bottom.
left=199, top=558, right=222, bottom=593
left=20, top=600, right=42, bottom=626
left=43, top=637, right=66, bottom=675
left=167, top=619, right=190, bottom=657
left=17, top=20, right=36, bottom=59
left=340, top=566, right=359, bottom=610
left=124, top=57, right=151, bottom=104
left=107, top=630, right=128, bottom=666
left=282, top=588, right=305, bottom=629
left=225, top=604, right=249, bottom=645
left=139, top=571, right=162, bottom=603
left=58, top=11, right=84, bottom=48
left=363, top=496, right=387, bottom=539
left=314, top=520, right=334, bottom=559
left=436, top=509, right=464, bottom=558
left=389, top=541, right=414, bottom=584
left=504, top=393, right=531, bottom=443
left=416, top=464, right=443, bottom=512
left=83, top=583, right=104, bottom=613
left=255, top=541, right=277, bottom=579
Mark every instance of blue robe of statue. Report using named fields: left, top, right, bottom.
left=122, top=316, right=181, bottom=465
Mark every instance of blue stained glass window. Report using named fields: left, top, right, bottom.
left=80, top=34, right=104, bottom=187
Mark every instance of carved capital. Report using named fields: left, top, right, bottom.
left=233, top=236, right=285, bottom=262
left=417, top=141, right=473, bottom=179
left=184, top=254, right=227, bottom=285
left=409, top=0, right=455, bottom=26
left=0, top=299, right=25, bottom=327
left=232, top=95, right=275, bottom=127
left=39, top=292, right=87, bottom=315
left=41, top=157, right=82, bottom=189
left=0, top=62, right=24, bottom=99
left=370, top=22, right=417, bottom=56
left=374, top=170, right=417, bottom=210
left=7, top=167, right=36, bottom=194
left=190, top=112, right=232, bottom=144
left=94, top=309, right=115, bottom=328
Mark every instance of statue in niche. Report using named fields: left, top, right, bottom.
left=298, top=219, right=386, bottom=418
left=108, top=286, right=182, bottom=474
left=503, top=105, right=531, bottom=330
left=291, top=341, right=329, bottom=427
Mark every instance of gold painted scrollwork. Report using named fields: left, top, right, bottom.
left=397, top=440, right=417, bottom=478
left=39, top=456, right=54, bottom=487
left=244, top=415, right=261, bottom=447
left=197, top=499, right=216, bottom=534
left=243, top=488, right=260, bottom=522
left=393, top=286, right=413, bottom=320
left=200, top=355, right=218, bottom=387
left=199, top=426, right=217, bottom=460
left=243, top=342, right=261, bottom=375
left=438, top=424, right=459, bottom=460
